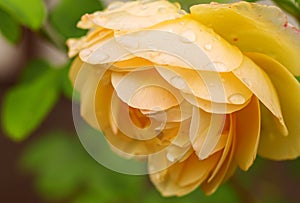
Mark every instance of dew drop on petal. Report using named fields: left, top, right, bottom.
left=181, top=30, right=196, bottom=43
left=177, top=9, right=187, bottom=15
left=166, top=152, right=176, bottom=162
left=80, top=49, right=92, bottom=58
left=213, top=62, right=228, bottom=72
left=154, top=173, right=165, bottom=183
left=228, top=93, right=246, bottom=104
left=204, top=44, right=212, bottom=51
left=158, top=7, right=166, bottom=12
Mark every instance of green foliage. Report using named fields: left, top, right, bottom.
left=21, top=131, right=146, bottom=202
left=49, top=0, right=103, bottom=40
left=0, top=9, right=21, bottom=43
left=296, top=76, right=300, bottom=82
left=0, top=0, right=46, bottom=30
left=1, top=59, right=69, bottom=141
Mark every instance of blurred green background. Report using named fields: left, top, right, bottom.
left=0, top=0, right=300, bottom=202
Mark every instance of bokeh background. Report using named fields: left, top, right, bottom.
left=0, top=0, right=300, bottom=202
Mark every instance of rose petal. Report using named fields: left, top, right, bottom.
left=191, top=1, right=300, bottom=75
left=245, top=52, right=300, bottom=160
left=78, top=0, right=184, bottom=30
left=208, top=115, right=234, bottom=181
left=190, top=107, right=227, bottom=159
left=94, top=72, right=181, bottom=156
left=111, top=68, right=183, bottom=110
left=182, top=92, right=251, bottom=114
left=67, top=28, right=113, bottom=58
left=116, top=16, right=243, bottom=72
left=150, top=152, right=221, bottom=196
left=235, top=96, right=261, bottom=170
left=201, top=114, right=236, bottom=195
left=156, top=66, right=252, bottom=104
left=232, top=55, right=286, bottom=128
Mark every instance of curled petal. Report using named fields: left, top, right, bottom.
left=191, top=1, right=300, bottom=75
left=182, top=92, right=251, bottom=114
left=156, top=66, right=252, bottom=104
left=201, top=114, right=236, bottom=195
left=95, top=72, right=181, bottom=156
left=189, top=107, right=227, bottom=160
left=235, top=96, right=261, bottom=170
left=150, top=152, right=221, bottom=196
left=233, top=55, right=286, bottom=130
left=111, top=68, right=183, bottom=110
left=246, top=52, right=300, bottom=160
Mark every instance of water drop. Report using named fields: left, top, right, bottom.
left=154, top=173, right=165, bottom=182
left=181, top=30, right=196, bottom=43
left=177, top=10, right=187, bottom=15
left=228, top=93, right=246, bottom=104
left=80, top=49, right=92, bottom=58
left=204, top=44, right=212, bottom=51
left=167, top=152, right=176, bottom=162
left=213, top=62, right=228, bottom=72
left=158, top=7, right=166, bottom=12
left=170, top=75, right=188, bottom=90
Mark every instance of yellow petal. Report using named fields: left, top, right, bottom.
left=182, top=93, right=251, bottom=114
left=235, top=96, right=261, bottom=170
left=78, top=65, right=108, bottom=130
left=201, top=114, right=236, bottom=195
left=143, top=100, right=193, bottom=123
left=156, top=66, right=252, bottom=104
left=232, top=55, right=285, bottom=126
left=78, top=0, right=184, bottom=30
left=150, top=152, right=220, bottom=197
left=191, top=1, right=300, bottom=75
left=208, top=115, right=234, bottom=181
left=190, top=107, right=227, bottom=159
left=111, top=68, right=183, bottom=110
left=116, top=16, right=243, bottom=72
left=67, top=28, right=113, bottom=58
left=111, top=57, right=154, bottom=72
left=94, top=72, right=181, bottom=156
left=245, top=52, right=300, bottom=160
left=69, top=57, right=83, bottom=86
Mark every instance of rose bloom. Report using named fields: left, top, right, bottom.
left=67, top=0, right=300, bottom=196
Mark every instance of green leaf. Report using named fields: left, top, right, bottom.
left=0, top=0, right=46, bottom=29
left=296, top=76, right=300, bottom=83
left=49, top=0, right=103, bottom=40
left=0, top=9, right=21, bottom=43
left=1, top=60, right=61, bottom=141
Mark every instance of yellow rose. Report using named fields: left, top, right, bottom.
left=67, top=0, right=300, bottom=197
